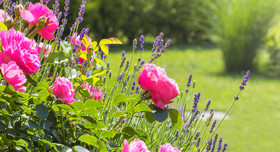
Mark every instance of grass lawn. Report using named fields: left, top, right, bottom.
left=107, top=44, right=280, bottom=152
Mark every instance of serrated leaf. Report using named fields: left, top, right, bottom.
left=61, top=41, right=72, bottom=54
left=98, top=141, right=107, bottom=152
left=134, top=103, right=152, bottom=113
left=145, top=112, right=155, bottom=123
left=78, top=135, right=98, bottom=148
left=122, top=127, right=136, bottom=139
left=110, top=111, right=125, bottom=118
left=47, top=51, right=68, bottom=64
left=65, top=67, right=78, bottom=79
left=168, top=109, right=183, bottom=130
left=113, top=94, right=127, bottom=106
left=38, top=90, right=50, bottom=101
left=36, top=104, right=49, bottom=120
left=152, top=107, right=168, bottom=122
left=73, top=146, right=89, bottom=152
left=85, top=99, right=101, bottom=108
left=101, top=130, right=115, bottom=139
left=56, top=104, right=74, bottom=113
left=70, top=101, right=84, bottom=112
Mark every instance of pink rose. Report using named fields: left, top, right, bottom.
left=0, top=9, right=11, bottom=23
left=122, top=139, right=150, bottom=152
left=50, top=77, right=76, bottom=104
left=20, top=3, right=59, bottom=40
left=159, top=143, right=181, bottom=152
left=0, top=29, right=41, bottom=75
left=37, top=42, right=51, bottom=58
left=1, top=61, right=27, bottom=92
left=81, top=83, right=103, bottom=101
left=138, top=64, right=179, bottom=109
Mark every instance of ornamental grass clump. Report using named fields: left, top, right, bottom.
left=0, top=0, right=250, bottom=151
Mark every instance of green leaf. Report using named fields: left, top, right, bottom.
left=145, top=112, right=155, bottom=123
left=21, top=106, right=32, bottom=115
left=40, top=139, right=55, bottom=148
left=26, top=74, right=38, bottom=87
left=40, top=120, right=52, bottom=130
left=134, top=103, right=152, bottom=113
left=85, top=99, right=101, bottom=108
left=38, top=90, right=50, bottom=101
left=101, top=130, right=115, bottom=139
left=56, top=104, right=74, bottom=113
left=78, top=135, right=98, bottom=148
left=65, top=67, right=78, bottom=79
left=113, top=94, right=127, bottom=106
left=36, top=104, right=49, bottom=120
left=152, top=107, right=168, bottom=122
left=61, top=41, right=72, bottom=54
left=98, top=141, right=108, bottom=152
left=85, top=76, right=103, bottom=86
left=84, top=122, right=94, bottom=129
left=70, top=101, right=84, bottom=112
left=77, top=87, right=90, bottom=100
left=47, top=51, right=69, bottom=64
left=168, top=109, right=183, bottom=130
left=35, top=81, right=49, bottom=91
left=28, top=120, right=38, bottom=128
left=73, top=146, right=89, bottom=152
left=122, top=127, right=136, bottom=139
left=110, top=111, right=125, bottom=118
left=135, top=129, right=148, bottom=141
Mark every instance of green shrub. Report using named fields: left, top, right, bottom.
left=210, top=0, right=279, bottom=72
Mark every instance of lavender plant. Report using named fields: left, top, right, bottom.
left=0, top=0, right=250, bottom=152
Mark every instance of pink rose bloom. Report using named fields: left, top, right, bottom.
left=37, top=42, right=51, bottom=58
left=81, top=83, right=103, bottom=101
left=0, top=9, right=11, bottom=23
left=1, top=61, right=27, bottom=92
left=159, top=143, right=181, bottom=152
left=20, top=3, right=59, bottom=40
left=50, top=77, right=76, bottom=104
left=122, top=139, right=150, bottom=152
left=0, top=29, right=40, bottom=75
left=138, top=64, right=179, bottom=109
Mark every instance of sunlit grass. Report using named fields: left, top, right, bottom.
left=107, top=44, right=280, bottom=152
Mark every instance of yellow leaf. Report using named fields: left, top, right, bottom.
left=100, top=38, right=122, bottom=45
left=82, top=35, right=90, bottom=48
left=90, top=41, right=99, bottom=52
left=0, top=21, right=7, bottom=31
left=78, top=51, right=88, bottom=60
left=100, top=44, right=109, bottom=55
left=94, top=57, right=105, bottom=67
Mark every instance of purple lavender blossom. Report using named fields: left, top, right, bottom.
left=192, top=92, right=201, bottom=112
left=205, top=100, right=211, bottom=111
left=196, top=137, right=201, bottom=147
left=211, top=134, right=219, bottom=152
left=206, top=138, right=213, bottom=151
left=217, top=138, right=223, bottom=152
left=140, top=35, right=144, bottom=51
left=210, top=120, right=217, bottom=133
left=194, top=131, right=200, bottom=140
left=221, top=143, right=228, bottom=152
left=187, top=73, right=192, bottom=87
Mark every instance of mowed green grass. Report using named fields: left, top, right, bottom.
left=107, top=44, right=280, bottom=152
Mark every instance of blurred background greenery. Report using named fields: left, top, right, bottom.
left=42, top=0, right=280, bottom=151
